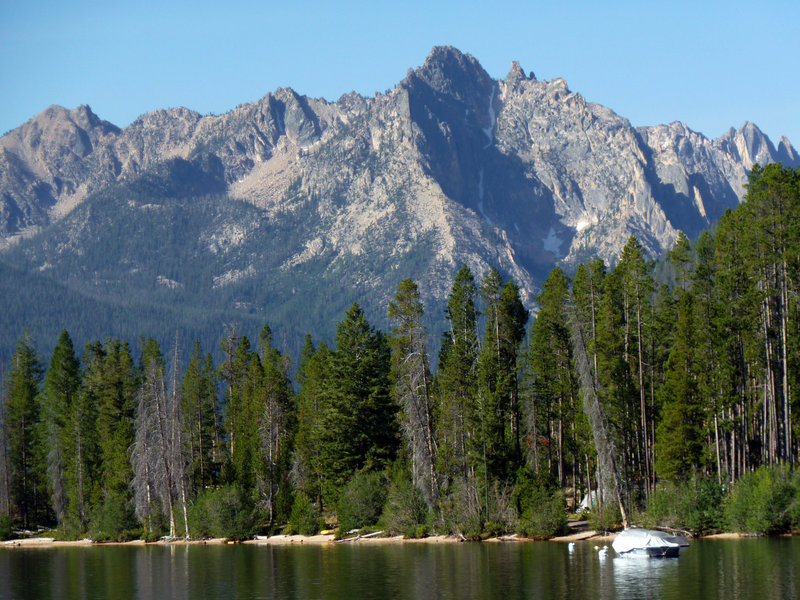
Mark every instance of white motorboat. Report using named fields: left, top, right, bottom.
left=611, top=528, right=689, bottom=558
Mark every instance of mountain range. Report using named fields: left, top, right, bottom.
left=1, top=46, right=797, bottom=363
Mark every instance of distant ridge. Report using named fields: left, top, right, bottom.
left=0, top=46, right=796, bottom=360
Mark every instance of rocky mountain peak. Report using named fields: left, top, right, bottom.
left=505, top=60, right=529, bottom=84
left=778, top=136, right=799, bottom=165
left=407, top=46, right=495, bottom=102
left=0, top=47, right=797, bottom=286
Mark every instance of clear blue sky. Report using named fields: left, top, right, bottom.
left=2, top=0, right=798, bottom=147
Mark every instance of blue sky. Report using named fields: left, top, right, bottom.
left=2, top=0, right=798, bottom=147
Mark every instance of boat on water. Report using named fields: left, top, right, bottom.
left=611, top=528, right=689, bottom=558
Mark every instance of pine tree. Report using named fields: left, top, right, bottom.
left=435, top=265, right=480, bottom=499
left=88, top=339, right=138, bottom=536
left=182, top=340, right=218, bottom=493
left=4, top=333, right=45, bottom=528
left=617, top=236, right=655, bottom=496
left=294, top=336, right=330, bottom=507
left=254, top=324, right=295, bottom=526
left=39, top=330, right=80, bottom=526
left=0, top=363, right=10, bottom=518
left=476, top=269, right=528, bottom=489
left=527, top=267, right=576, bottom=485
left=319, top=303, right=397, bottom=503
left=655, top=291, right=703, bottom=481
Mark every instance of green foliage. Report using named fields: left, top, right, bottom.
left=336, top=471, right=387, bottom=533
left=513, top=471, right=568, bottom=539
left=724, top=465, right=795, bottom=534
left=5, top=333, right=47, bottom=529
left=286, top=493, right=322, bottom=536
left=437, top=478, right=483, bottom=538
left=89, top=493, right=137, bottom=541
left=381, top=469, right=429, bottom=536
left=320, top=304, right=398, bottom=503
left=189, top=486, right=253, bottom=540
left=790, top=469, right=800, bottom=531
left=655, top=291, right=703, bottom=481
left=587, top=503, right=622, bottom=532
left=644, top=478, right=724, bottom=534
left=0, top=514, right=12, bottom=540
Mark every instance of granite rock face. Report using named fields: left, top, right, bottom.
left=1, top=46, right=797, bottom=308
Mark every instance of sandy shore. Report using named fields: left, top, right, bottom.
left=4, top=529, right=792, bottom=548
left=245, top=533, right=463, bottom=545
left=2, top=537, right=232, bottom=548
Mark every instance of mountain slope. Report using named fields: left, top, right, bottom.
left=0, top=46, right=797, bottom=361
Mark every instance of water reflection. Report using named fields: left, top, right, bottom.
left=610, top=556, right=679, bottom=600
left=0, top=539, right=798, bottom=600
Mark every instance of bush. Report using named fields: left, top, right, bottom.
left=645, top=477, right=724, bottom=534
left=89, top=494, right=138, bottom=541
left=381, top=472, right=428, bottom=536
left=286, top=493, right=322, bottom=536
left=189, top=485, right=253, bottom=540
left=0, top=514, right=12, bottom=541
left=725, top=465, right=794, bottom=534
left=789, top=469, right=800, bottom=532
left=336, top=471, right=387, bottom=533
left=438, top=479, right=483, bottom=538
left=514, top=473, right=568, bottom=539
left=587, top=503, right=622, bottom=532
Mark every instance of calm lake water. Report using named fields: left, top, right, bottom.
left=1, top=538, right=798, bottom=600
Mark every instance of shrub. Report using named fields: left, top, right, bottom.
left=438, top=479, right=483, bottom=538
left=587, top=503, right=622, bottom=532
left=789, top=469, right=800, bottom=531
left=725, top=465, right=794, bottom=535
left=381, top=473, right=428, bottom=536
left=336, top=471, right=387, bottom=533
left=0, top=514, right=12, bottom=541
left=514, top=472, right=568, bottom=539
left=287, top=493, right=322, bottom=536
left=189, top=485, right=253, bottom=540
left=645, top=477, right=724, bottom=534
left=89, top=493, right=138, bottom=541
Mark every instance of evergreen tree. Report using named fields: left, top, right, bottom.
left=253, top=324, right=295, bottom=526
left=476, top=269, right=528, bottom=488
left=88, top=339, right=138, bottom=536
left=655, top=291, right=703, bottom=481
left=617, top=236, right=655, bottom=496
left=294, top=336, right=331, bottom=507
left=4, top=333, right=45, bottom=528
left=435, top=265, right=480, bottom=499
left=39, top=330, right=80, bottom=526
left=319, top=303, right=397, bottom=504
left=0, top=364, right=10, bottom=518
left=182, top=340, right=218, bottom=493
left=527, top=267, right=576, bottom=486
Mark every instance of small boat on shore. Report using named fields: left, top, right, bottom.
left=611, top=528, right=689, bottom=558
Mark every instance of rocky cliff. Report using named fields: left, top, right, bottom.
left=0, top=46, right=797, bottom=356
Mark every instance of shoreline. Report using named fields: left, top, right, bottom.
left=2, top=529, right=793, bottom=549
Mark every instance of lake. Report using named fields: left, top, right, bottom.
left=1, top=538, right=798, bottom=599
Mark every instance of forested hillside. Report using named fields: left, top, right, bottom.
left=1, top=163, right=799, bottom=541
left=3, top=46, right=798, bottom=369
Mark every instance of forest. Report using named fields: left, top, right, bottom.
left=1, top=163, right=799, bottom=542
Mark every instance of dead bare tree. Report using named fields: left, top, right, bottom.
left=569, top=301, right=628, bottom=527
left=131, top=346, right=190, bottom=538
left=389, top=280, right=440, bottom=509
